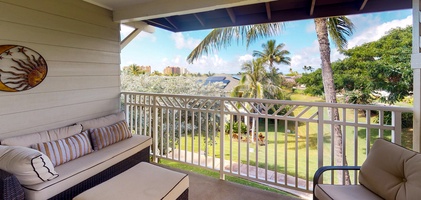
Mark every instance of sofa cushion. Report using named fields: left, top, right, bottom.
left=78, top=111, right=125, bottom=131
left=1, top=124, right=82, bottom=148
left=314, top=184, right=383, bottom=200
left=359, top=139, right=421, bottom=200
left=89, top=120, right=132, bottom=151
left=0, top=145, right=58, bottom=186
left=22, top=135, right=152, bottom=200
left=31, top=132, right=93, bottom=167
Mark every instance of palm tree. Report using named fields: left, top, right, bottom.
left=315, top=17, right=354, bottom=184
left=125, top=64, right=143, bottom=76
left=252, top=40, right=291, bottom=70
left=231, top=59, right=266, bottom=99
left=187, top=16, right=354, bottom=184
left=187, top=23, right=284, bottom=63
left=231, top=59, right=283, bottom=141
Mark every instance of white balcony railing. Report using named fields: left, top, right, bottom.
left=121, top=92, right=413, bottom=192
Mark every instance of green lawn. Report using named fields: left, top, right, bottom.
left=162, top=92, right=413, bottom=184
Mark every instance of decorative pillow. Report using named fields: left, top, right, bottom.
left=32, top=131, right=93, bottom=167
left=77, top=111, right=125, bottom=131
left=1, top=124, right=82, bottom=147
left=89, top=120, right=132, bottom=151
left=0, top=145, right=58, bottom=186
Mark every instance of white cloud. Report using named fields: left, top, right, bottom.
left=347, top=15, right=412, bottom=48
left=289, top=40, right=321, bottom=73
left=306, top=22, right=315, bottom=33
left=238, top=54, right=253, bottom=63
left=171, top=32, right=201, bottom=50
left=185, top=55, right=239, bottom=74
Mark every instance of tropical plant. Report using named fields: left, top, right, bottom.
left=123, top=64, right=144, bottom=76
left=187, top=16, right=354, bottom=184
left=314, top=16, right=354, bottom=184
left=252, top=40, right=291, bottom=70
left=187, top=24, right=284, bottom=63
left=303, top=65, right=314, bottom=73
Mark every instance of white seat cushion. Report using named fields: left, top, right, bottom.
left=23, top=135, right=152, bottom=200
left=73, top=162, right=189, bottom=200
left=315, top=184, right=383, bottom=200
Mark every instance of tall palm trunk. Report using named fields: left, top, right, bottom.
left=314, top=18, right=350, bottom=184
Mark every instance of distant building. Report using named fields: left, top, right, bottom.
left=163, top=66, right=188, bottom=75
left=140, top=65, right=151, bottom=74
left=203, top=75, right=239, bottom=96
left=180, top=67, right=189, bottom=75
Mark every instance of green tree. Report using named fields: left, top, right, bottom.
left=124, top=64, right=144, bottom=76
left=252, top=40, right=291, bottom=70
left=299, top=26, right=412, bottom=105
left=206, top=71, right=215, bottom=77
left=187, top=16, right=354, bottom=184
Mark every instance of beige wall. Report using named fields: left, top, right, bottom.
left=0, top=0, right=121, bottom=138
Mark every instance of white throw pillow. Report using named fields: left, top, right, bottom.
left=77, top=111, right=125, bottom=131
left=0, top=145, right=58, bottom=186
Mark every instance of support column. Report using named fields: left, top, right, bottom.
left=412, top=0, right=421, bottom=152
left=120, top=21, right=155, bottom=50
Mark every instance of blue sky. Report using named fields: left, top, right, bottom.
left=120, top=9, right=412, bottom=75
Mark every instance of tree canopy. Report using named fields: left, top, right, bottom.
left=297, top=26, right=412, bottom=104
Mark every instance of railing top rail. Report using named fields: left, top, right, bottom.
left=121, top=91, right=413, bottom=112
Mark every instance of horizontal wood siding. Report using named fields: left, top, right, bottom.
left=0, top=0, right=121, bottom=137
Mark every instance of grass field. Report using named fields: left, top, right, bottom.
left=162, top=92, right=413, bottom=184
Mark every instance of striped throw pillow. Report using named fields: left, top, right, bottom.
left=89, top=120, right=132, bottom=151
left=32, top=131, right=93, bottom=166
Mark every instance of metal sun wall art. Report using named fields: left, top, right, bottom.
left=0, top=45, right=48, bottom=92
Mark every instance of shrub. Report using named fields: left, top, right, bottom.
left=225, top=121, right=248, bottom=134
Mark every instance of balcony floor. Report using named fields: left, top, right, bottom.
left=159, top=164, right=305, bottom=200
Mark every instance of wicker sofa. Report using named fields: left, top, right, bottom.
left=0, top=112, right=152, bottom=200
left=313, top=139, right=421, bottom=200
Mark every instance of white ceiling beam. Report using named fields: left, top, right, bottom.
left=113, top=0, right=274, bottom=23
left=310, top=0, right=316, bottom=16
left=194, top=14, right=205, bottom=26
left=123, top=21, right=155, bottom=33
left=226, top=8, right=236, bottom=24
left=265, top=2, right=271, bottom=20
left=165, top=17, right=178, bottom=30
left=359, top=0, right=369, bottom=10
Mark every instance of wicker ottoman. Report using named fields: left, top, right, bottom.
left=73, top=162, right=189, bottom=200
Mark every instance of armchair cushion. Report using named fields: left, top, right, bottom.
left=359, top=139, right=421, bottom=200
left=315, top=184, right=383, bottom=200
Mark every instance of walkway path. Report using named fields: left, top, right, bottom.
left=165, top=150, right=312, bottom=199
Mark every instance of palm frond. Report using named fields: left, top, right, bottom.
left=187, top=23, right=284, bottom=64
left=327, top=16, right=354, bottom=51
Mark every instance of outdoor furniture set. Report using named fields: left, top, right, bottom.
left=0, top=111, right=189, bottom=200
left=313, top=139, right=421, bottom=200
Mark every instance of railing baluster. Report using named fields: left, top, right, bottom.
left=121, top=92, right=412, bottom=193
left=220, top=99, right=225, bottom=180
left=392, top=111, right=402, bottom=145
left=317, top=107, right=324, bottom=184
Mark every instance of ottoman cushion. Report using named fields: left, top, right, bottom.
left=73, top=162, right=189, bottom=200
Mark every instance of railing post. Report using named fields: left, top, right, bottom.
left=392, top=111, right=402, bottom=145
left=219, top=99, right=225, bottom=180
left=317, top=107, right=324, bottom=183
left=152, top=95, right=159, bottom=163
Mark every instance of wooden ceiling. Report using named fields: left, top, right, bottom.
left=143, top=0, right=412, bottom=32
